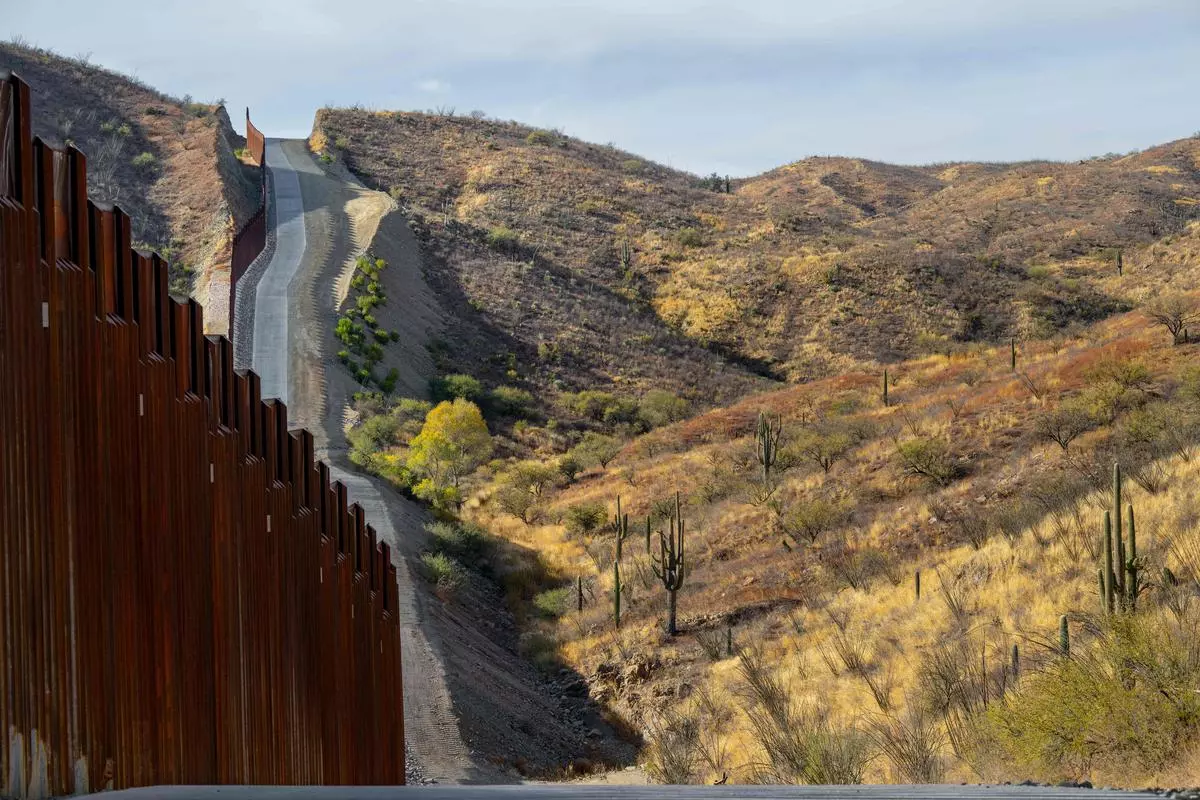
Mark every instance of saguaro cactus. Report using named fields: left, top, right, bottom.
left=613, top=560, right=622, bottom=628
left=915, top=569, right=921, bottom=602
left=613, top=495, right=631, bottom=562
left=1102, top=510, right=1115, bottom=614
left=652, top=492, right=687, bottom=636
left=1010, top=337, right=1017, bottom=372
left=883, top=370, right=890, bottom=407
left=1010, top=643, right=1020, bottom=680
left=1099, top=463, right=1143, bottom=612
left=755, top=411, right=783, bottom=488
left=577, top=575, right=584, bottom=612
left=1126, top=503, right=1139, bottom=611
left=1059, top=615, right=1070, bottom=656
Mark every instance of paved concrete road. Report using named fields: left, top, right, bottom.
left=98, top=785, right=1154, bottom=799
left=251, top=139, right=308, bottom=404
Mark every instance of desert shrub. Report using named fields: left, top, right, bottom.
left=431, top=373, right=483, bottom=402
left=131, top=151, right=157, bottom=171
left=570, top=431, right=623, bottom=469
left=488, top=385, right=535, bottom=417
left=787, top=424, right=856, bottom=474
left=563, top=502, right=607, bottom=537
left=486, top=225, right=520, bottom=252
left=638, top=389, right=690, bottom=429
left=556, top=453, right=583, bottom=483
left=1034, top=402, right=1095, bottom=451
left=982, top=613, right=1200, bottom=781
left=778, top=497, right=853, bottom=544
left=525, top=129, right=555, bottom=146
left=421, top=552, right=466, bottom=594
left=895, top=436, right=961, bottom=486
left=675, top=227, right=705, bottom=248
left=561, top=390, right=621, bottom=420
left=533, top=587, right=571, bottom=617
left=494, top=460, right=559, bottom=524
left=601, top=397, right=640, bottom=427
left=379, top=368, right=399, bottom=394
left=425, top=520, right=490, bottom=569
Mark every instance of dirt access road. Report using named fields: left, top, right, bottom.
left=249, top=139, right=472, bottom=783
left=243, top=139, right=629, bottom=784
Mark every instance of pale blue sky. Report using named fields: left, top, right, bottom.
left=7, top=0, right=1200, bottom=176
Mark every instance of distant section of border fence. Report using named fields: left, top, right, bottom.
left=229, top=109, right=268, bottom=333
left=0, top=74, right=405, bottom=799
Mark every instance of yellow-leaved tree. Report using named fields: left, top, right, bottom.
left=406, top=398, right=492, bottom=509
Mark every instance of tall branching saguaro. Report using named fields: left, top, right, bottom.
left=1098, top=462, right=1144, bottom=613
left=613, top=495, right=631, bottom=562
left=755, top=411, right=783, bottom=489
left=652, top=492, right=687, bottom=636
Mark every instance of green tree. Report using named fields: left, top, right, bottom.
left=571, top=431, right=623, bottom=469
left=638, top=390, right=690, bottom=429
left=407, top=399, right=493, bottom=507
left=494, top=460, right=559, bottom=524
left=431, top=373, right=484, bottom=403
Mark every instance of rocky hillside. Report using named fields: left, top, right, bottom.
left=0, top=40, right=261, bottom=332
left=314, top=109, right=1199, bottom=405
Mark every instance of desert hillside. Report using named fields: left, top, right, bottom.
left=0, top=40, right=261, bottom=325
left=315, top=109, right=1199, bottom=402
left=328, top=106, right=1200, bottom=784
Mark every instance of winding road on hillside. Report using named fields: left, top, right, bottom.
left=245, top=139, right=477, bottom=784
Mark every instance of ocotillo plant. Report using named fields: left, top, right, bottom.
left=1059, top=615, right=1070, bottom=656
left=755, top=411, right=783, bottom=489
left=613, top=560, right=622, bottom=628
left=652, top=492, right=687, bottom=636
left=613, top=495, right=631, bottom=562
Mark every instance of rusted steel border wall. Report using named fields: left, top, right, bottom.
left=229, top=109, right=268, bottom=331
left=0, top=74, right=404, bottom=800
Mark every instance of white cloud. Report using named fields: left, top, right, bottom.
left=416, top=79, right=449, bottom=93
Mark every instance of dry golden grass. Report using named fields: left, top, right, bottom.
left=460, top=304, right=1200, bottom=784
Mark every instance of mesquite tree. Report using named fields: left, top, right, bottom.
left=652, top=492, right=687, bottom=636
